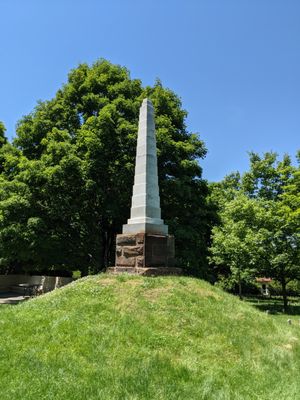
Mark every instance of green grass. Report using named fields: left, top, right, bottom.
left=245, top=295, right=300, bottom=317
left=1, top=274, right=300, bottom=399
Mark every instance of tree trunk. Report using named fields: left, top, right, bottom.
left=101, top=230, right=108, bottom=269
left=281, top=277, right=288, bottom=313
left=238, top=269, right=243, bottom=300
left=101, top=227, right=115, bottom=269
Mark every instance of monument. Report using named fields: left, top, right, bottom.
left=109, top=98, right=180, bottom=275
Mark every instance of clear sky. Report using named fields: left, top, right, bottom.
left=0, top=0, right=299, bottom=181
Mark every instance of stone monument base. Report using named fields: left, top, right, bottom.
left=108, top=233, right=181, bottom=275
left=107, top=266, right=182, bottom=276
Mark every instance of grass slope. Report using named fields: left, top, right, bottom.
left=0, top=274, right=300, bottom=400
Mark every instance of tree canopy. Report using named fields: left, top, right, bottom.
left=0, top=59, right=212, bottom=276
left=209, top=152, right=300, bottom=310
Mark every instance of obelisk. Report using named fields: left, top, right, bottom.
left=123, top=98, right=168, bottom=235
left=111, top=98, right=177, bottom=275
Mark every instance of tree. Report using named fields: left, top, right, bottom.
left=209, top=193, right=270, bottom=299
left=241, top=152, right=299, bottom=310
left=0, top=59, right=211, bottom=275
left=260, top=159, right=300, bottom=311
left=210, top=152, right=300, bottom=311
left=242, top=151, right=293, bottom=201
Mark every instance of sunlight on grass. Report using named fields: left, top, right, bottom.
left=0, top=274, right=300, bottom=399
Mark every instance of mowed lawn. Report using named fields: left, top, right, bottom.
left=0, top=274, right=300, bottom=400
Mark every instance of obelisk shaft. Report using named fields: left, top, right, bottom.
left=122, top=99, right=168, bottom=235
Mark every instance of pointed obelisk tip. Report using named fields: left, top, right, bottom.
left=142, top=98, right=153, bottom=107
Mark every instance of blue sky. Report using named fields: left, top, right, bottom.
left=0, top=0, right=299, bottom=181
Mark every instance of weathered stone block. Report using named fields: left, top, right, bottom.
left=123, top=245, right=144, bottom=257
left=115, top=267, right=137, bottom=274
left=116, top=234, right=136, bottom=246
left=136, top=256, right=144, bottom=268
left=116, top=246, right=123, bottom=257
left=136, top=233, right=145, bottom=244
left=116, top=256, right=136, bottom=267
left=114, top=233, right=176, bottom=273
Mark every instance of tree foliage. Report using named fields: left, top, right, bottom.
left=210, top=152, right=300, bottom=310
left=210, top=194, right=270, bottom=298
left=0, top=121, right=7, bottom=148
left=0, top=59, right=211, bottom=275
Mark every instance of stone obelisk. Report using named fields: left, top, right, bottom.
left=111, top=98, right=178, bottom=275
left=123, top=98, right=167, bottom=235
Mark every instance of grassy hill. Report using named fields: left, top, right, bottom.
left=0, top=274, right=300, bottom=400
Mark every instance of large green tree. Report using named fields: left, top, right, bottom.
left=209, top=193, right=270, bottom=298
left=210, top=152, right=300, bottom=311
left=0, top=59, right=211, bottom=275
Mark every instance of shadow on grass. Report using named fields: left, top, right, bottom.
left=245, top=296, right=300, bottom=316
